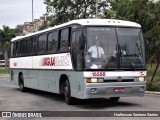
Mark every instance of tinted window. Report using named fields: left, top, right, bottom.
left=72, top=31, right=76, bottom=49
left=60, top=28, right=70, bottom=50
left=47, top=31, right=58, bottom=52
left=18, top=40, right=22, bottom=56
left=24, top=39, right=29, bottom=55
left=29, top=38, right=33, bottom=54
left=29, top=36, right=37, bottom=54
left=32, top=36, right=37, bottom=53
left=11, top=42, right=16, bottom=57
left=38, top=34, right=46, bottom=53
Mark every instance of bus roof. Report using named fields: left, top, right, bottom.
left=11, top=19, right=141, bottom=41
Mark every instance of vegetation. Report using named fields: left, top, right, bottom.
left=146, top=64, right=160, bottom=91
left=0, top=67, right=8, bottom=74
left=0, top=26, right=17, bottom=69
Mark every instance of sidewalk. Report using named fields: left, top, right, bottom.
left=0, top=74, right=10, bottom=77
left=145, top=91, right=160, bottom=95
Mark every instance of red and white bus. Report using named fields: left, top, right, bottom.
left=10, top=19, right=146, bottom=104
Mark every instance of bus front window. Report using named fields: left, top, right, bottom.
left=85, top=27, right=118, bottom=69
left=116, top=28, right=145, bottom=69
left=85, top=27, right=145, bottom=70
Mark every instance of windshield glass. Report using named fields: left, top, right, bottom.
left=84, top=27, right=145, bottom=70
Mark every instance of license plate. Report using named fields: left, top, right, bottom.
left=114, top=88, right=125, bottom=92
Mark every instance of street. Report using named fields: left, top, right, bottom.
left=0, top=75, right=160, bottom=120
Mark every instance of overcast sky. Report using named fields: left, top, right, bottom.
left=0, top=0, right=46, bottom=29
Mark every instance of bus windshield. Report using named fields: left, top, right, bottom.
left=85, top=27, right=145, bottom=70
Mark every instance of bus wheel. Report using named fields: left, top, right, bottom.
left=109, top=97, right=120, bottom=102
left=63, top=80, right=73, bottom=105
left=19, top=75, right=25, bottom=92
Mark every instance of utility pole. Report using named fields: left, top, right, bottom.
left=32, top=0, right=34, bottom=22
left=96, top=0, right=98, bottom=18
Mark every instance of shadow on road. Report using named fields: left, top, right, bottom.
left=13, top=87, right=138, bottom=109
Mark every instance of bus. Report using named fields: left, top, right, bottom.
left=10, top=19, right=146, bottom=105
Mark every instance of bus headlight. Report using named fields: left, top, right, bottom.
left=139, top=77, right=145, bottom=81
left=91, top=78, right=97, bottom=83
left=134, top=77, right=145, bottom=82
left=86, top=78, right=104, bottom=83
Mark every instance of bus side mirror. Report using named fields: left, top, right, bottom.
left=79, top=36, right=85, bottom=50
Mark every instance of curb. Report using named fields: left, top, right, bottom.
left=145, top=91, right=160, bottom=95
left=0, top=74, right=10, bottom=76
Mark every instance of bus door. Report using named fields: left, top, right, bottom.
left=71, top=27, right=83, bottom=70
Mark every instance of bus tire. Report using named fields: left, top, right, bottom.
left=64, top=80, right=73, bottom=105
left=19, top=75, right=26, bottom=92
left=109, top=97, right=120, bottom=102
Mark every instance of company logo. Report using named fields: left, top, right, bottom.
left=117, top=76, right=122, bottom=82
left=14, top=62, right=17, bottom=66
left=139, top=71, right=144, bottom=76
left=41, top=55, right=70, bottom=67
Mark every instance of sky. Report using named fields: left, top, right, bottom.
left=0, top=0, right=46, bottom=29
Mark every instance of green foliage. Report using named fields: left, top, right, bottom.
left=38, top=21, right=49, bottom=30
left=44, top=0, right=112, bottom=26
left=146, top=82, right=160, bottom=92
left=146, top=63, right=160, bottom=91
left=109, top=0, right=160, bottom=62
left=0, top=26, right=17, bottom=68
left=0, top=26, right=16, bottom=50
left=0, top=67, right=8, bottom=74
left=0, top=25, right=18, bottom=50
left=147, top=64, right=160, bottom=81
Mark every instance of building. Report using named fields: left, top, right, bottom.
left=16, top=15, right=54, bottom=35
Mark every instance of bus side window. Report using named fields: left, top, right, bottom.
left=47, top=31, right=58, bottom=52
left=53, top=31, right=58, bottom=51
left=29, top=37, right=33, bottom=54
left=16, top=40, right=21, bottom=56
left=12, top=42, right=16, bottom=57
left=24, top=39, right=29, bottom=55
left=22, top=40, right=27, bottom=56
left=60, top=28, right=70, bottom=51
left=38, top=34, right=46, bottom=54
left=32, top=36, right=37, bottom=54
left=47, top=32, right=53, bottom=51
left=15, top=41, right=19, bottom=56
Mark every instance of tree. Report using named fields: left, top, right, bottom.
left=38, top=21, right=49, bottom=30
left=109, top=0, right=160, bottom=62
left=0, top=26, right=16, bottom=69
left=44, top=0, right=111, bottom=26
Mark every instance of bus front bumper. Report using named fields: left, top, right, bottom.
left=84, top=82, right=146, bottom=99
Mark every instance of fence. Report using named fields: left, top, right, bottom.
left=0, top=60, right=9, bottom=67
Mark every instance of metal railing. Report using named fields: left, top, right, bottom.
left=0, top=60, right=9, bottom=67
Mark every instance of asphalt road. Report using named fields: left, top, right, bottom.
left=0, top=75, right=160, bottom=120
